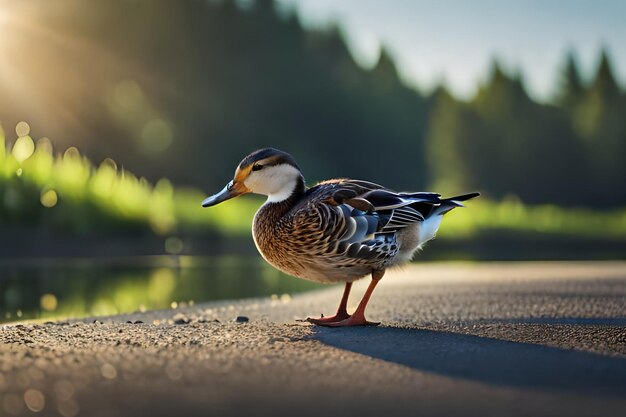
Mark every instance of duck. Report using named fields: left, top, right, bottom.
left=202, top=148, right=479, bottom=327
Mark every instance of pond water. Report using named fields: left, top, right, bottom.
left=0, top=256, right=324, bottom=324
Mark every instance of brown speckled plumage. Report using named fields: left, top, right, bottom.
left=253, top=179, right=392, bottom=283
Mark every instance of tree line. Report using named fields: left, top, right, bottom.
left=428, top=52, right=625, bottom=206
left=0, top=0, right=623, bottom=207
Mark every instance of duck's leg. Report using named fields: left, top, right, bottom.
left=322, top=270, right=385, bottom=327
left=306, top=282, right=352, bottom=324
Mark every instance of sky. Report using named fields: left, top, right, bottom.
left=276, top=0, right=626, bottom=101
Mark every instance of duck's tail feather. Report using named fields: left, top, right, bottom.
left=446, top=192, right=480, bottom=203
left=435, top=191, right=480, bottom=214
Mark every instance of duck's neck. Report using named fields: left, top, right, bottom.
left=259, top=176, right=306, bottom=220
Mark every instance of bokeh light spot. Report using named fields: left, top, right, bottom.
left=23, top=389, right=45, bottom=412
left=15, top=121, right=30, bottom=137
left=141, top=118, right=173, bottom=153
left=114, top=80, right=143, bottom=108
left=100, top=363, right=117, bottom=379
left=63, top=147, right=80, bottom=160
left=40, top=189, right=58, bottom=208
left=164, top=236, right=183, bottom=254
left=36, top=137, right=53, bottom=155
left=40, top=294, right=58, bottom=311
left=57, top=400, right=79, bottom=417
left=12, top=135, right=35, bottom=162
left=101, top=157, right=117, bottom=171
left=53, top=380, right=75, bottom=401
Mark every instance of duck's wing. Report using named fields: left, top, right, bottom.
left=359, top=189, right=477, bottom=233
left=302, top=179, right=478, bottom=262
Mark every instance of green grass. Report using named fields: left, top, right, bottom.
left=1, top=129, right=625, bottom=241
left=0, top=130, right=258, bottom=237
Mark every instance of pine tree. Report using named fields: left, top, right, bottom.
left=578, top=48, right=626, bottom=204
left=371, top=46, right=401, bottom=93
left=558, top=51, right=585, bottom=111
left=574, top=48, right=621, bottom=138
left=592, top=48, right=620, bottom=100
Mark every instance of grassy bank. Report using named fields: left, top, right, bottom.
left=2, top=132, right=626, bottom=247
left=0, top=132, right=258, bottom=239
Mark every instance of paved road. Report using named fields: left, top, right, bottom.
left=1, top=262, right=625, bottom=417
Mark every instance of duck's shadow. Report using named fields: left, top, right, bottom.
left=311, top=322, right=626, bottom=396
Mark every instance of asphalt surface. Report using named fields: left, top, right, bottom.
left=1, top=261, right=625, bottom=417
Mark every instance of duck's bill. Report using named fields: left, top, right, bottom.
left=201, top=181, right=247, bottom=207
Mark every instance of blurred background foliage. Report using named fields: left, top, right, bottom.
left=0, top=0, right=625, bottom=257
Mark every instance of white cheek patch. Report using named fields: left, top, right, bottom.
left=243, top=175, right=265, bottom=194
left=243, top=164, right=301, bottom=202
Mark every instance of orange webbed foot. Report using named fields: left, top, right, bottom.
left=304, top=311, right=351, bottom=325
left=317, top=312, right=379, bottom=327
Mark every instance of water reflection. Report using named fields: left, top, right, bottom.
left=0, top=256, right=324, bottom=323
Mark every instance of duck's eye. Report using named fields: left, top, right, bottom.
left=252, top=164, right=263, bottom=171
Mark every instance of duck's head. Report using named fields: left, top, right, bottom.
left=202, top=148, right=304, bottom=207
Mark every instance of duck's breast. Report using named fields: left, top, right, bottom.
left=252, top=203, right=376, bottom=283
